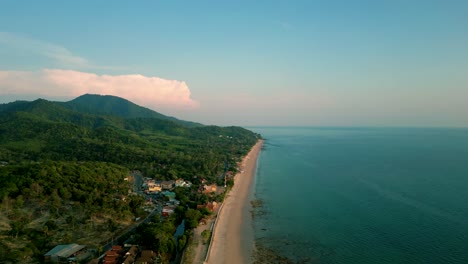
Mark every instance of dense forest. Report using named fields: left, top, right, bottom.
left=0, top=94, right=259, bottom=263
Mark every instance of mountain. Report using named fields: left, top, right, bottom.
left=0, top=94, right=259, bottom=167
left=0, top=94, right=259, bottom=263
left=60, top=94, right=201, bottom=127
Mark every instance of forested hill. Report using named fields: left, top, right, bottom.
left=0, top=94, right=259, bottom=262
left=0, top=95, right=259, bottom=175
left=60, top=93, right=201, bottom=127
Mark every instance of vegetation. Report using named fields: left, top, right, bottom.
left=60, top=93, right=202, bottom=127
left=201, top=229, right=211, bottom=245
left=0, top=94, right=259, bottom=263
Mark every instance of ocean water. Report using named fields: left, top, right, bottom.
left=250, top=127, right=468, bottom=264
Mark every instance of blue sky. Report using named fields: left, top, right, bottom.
left=1, top=1, right=467, bottom=126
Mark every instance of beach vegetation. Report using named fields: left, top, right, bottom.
left=201, top=229, right=211, bottom=245
left=226, top=178, right=235, bottom=188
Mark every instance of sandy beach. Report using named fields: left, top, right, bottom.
left=206, top=139, right=263, bottom=264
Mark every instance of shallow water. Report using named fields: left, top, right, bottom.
left=250, top=127, right=468, bottom=264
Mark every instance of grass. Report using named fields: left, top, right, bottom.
left=181, top=236, right=197, bottom=264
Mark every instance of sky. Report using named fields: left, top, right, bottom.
left=0, top=1, right=467, bottom=127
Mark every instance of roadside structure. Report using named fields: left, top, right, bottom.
left=44, top=243, right=89, bottom=263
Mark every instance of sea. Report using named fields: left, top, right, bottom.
left=249, top=127, right=468, bottom=264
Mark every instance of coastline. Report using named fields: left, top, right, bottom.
left=206, top=139, right=263, bottom=264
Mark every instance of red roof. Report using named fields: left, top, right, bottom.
left=103, top=255, right=118, bottom=264
left=105, top=250, right=118, bottom=257
left=112, top=245, right=123, bottom=252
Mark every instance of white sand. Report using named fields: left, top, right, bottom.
left=206, top=140, right=263, bottom=264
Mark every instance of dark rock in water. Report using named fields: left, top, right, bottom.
left=253, top=244, right=294, bottom=264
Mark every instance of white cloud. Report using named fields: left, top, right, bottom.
left=0, top=69, right=199, bottom=110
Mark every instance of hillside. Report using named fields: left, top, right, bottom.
left=60, top=94, right=202, bottom=127
left=0, top=95, right=259, bottom=263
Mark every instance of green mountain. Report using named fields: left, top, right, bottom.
left=0, top=95, right=258, bottom=165
left=0, top=94, right=259, bottom=263
left=60, top=93, right=202, bottom=127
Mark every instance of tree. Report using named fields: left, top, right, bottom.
left=226, top=179, right=234, bottom=188
left=201, top=230, right=211, bottom=245
left=14, top=195, right=24, bottom=209
left=185, top=209, right=202, bottom=230
left=177, top=235, right=187, bottom=252
left=10, top=220, right=26, bottom=238
left=42, top=225, right=49, bottom=237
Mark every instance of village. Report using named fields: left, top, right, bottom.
left=42, top=170, right=234, bottom=264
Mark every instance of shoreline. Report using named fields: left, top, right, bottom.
left=206, top=139, right=263, bottom=264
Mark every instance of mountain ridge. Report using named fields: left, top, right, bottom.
left=60, top=94, right=202, bottom=127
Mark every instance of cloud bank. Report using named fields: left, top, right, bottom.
left=0, top=69, right=199, bottom=109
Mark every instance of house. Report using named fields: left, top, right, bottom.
left=147, top=182, right=162, bottom=192
left=161, top=180, right=175, bottom=190
left=175, top=178, right=184, bottom=187
left=122, top=246, right=138, bottom=264
left=103, top=245, right=123, bottom=264
left=44, top=244, right=88, bottom=263
left=123, top=255, right=135, bottom=264
left=162, top=205, right=176, bottom=217
left=135, top=250, right=156, bottom=264
left=175, top=178, right=193, bottom=188
left=203, top=184, right=217, bottom=194
left=175, top=178, right=187, bottom=187
left=111, top=245, right=123, bottom=252
left=197, top=201, right=218, bottom=212
left=161, top=191, right=176, bottom=200
left=142, top=178, right=163, bottom=193
left=103, top=255, right=118, bottom=264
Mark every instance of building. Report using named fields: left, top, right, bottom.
left=135, top=250, right=156, bottom=264
left=44, top=244, right=88, bottom=263
left=161, top=180, right=175, bottom=190
left=203, top=184, right=217, bottom=194
left=162, top=205, right=176, bottom=217
left=175, top=178, right=192, bottom=187
left=122, top=246, right=138, bottom=264
left=147, top=181, right=162, bottom=192
left=161, top=191, right=176, bottom=200
left=197, top=201, right=218, bottom=212
left=103, top=245, right=123, bottom=264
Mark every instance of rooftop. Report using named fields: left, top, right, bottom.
left=44, top=243, right=86, bottom=258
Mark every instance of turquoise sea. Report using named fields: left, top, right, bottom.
left=250, top=127, right=468, bottom=264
